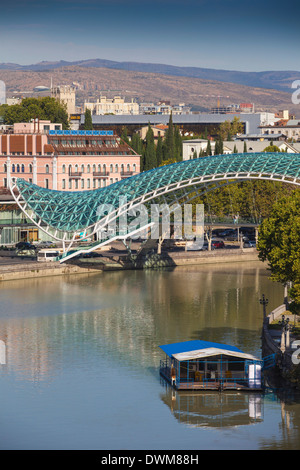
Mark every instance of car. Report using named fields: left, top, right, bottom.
left=37, top=241, right=57, bottom=248
left=186, top=240, right=209, bottom=251
left=80, top=252, right=102, bottom=258
left=15, top=241, right=36, bottom=250
left=243, top=240, right=256, bottom=248
left=211, top=239, right=225, bottom=249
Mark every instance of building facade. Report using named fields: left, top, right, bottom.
left=0, top=128, right=141, bottom=192
left=84, top=96, right=139, bottom=116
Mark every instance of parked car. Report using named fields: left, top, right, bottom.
left=211, top=239, right=225, bottom=249
left=243, top=240, right=256, bottom=248
left=37, top=241, right=57, bottom=248
left=15, top=241, right=36, bottom=250
left=186, top=240, right=209, bottom=251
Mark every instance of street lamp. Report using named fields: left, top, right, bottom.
left=260, top=294, right=269, bottom=319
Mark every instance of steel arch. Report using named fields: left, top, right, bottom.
left=10, top=152, right=300, bottom=248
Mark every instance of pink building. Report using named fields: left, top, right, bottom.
left=0, top=127, right=141, bottom=191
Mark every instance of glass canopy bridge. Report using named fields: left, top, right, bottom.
left=10, top=152, right=300, bottom=263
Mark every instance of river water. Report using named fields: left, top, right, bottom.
left=0, top=261, right=299, bottom=450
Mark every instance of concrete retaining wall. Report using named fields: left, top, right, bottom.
left=0, top=261, right=102, bottom=282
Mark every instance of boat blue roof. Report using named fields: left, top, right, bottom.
left=159, top=340, right=243, bottom=358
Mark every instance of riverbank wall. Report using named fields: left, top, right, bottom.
left=262, top=304, right=300, bottom=390
left=0, top=247, right=260, bottom=282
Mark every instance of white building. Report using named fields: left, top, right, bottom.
left=182, top=139, right=300, bottom=160
left=84, top=96, right=139, bottom=115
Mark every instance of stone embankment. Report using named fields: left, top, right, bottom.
left=262, top=304, right=300, bottom=389
left=0, top=247, right=260, bottom=281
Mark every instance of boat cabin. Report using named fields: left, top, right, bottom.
left=159, top=340, right=263, bottom=391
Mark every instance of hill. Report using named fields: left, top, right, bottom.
left=0, top=58, right=299, bottom=93
left=0, top=65, right=298, bottom=115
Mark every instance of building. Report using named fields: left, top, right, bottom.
left=139, top=124, right=168, bottom=142
left=182, top=139, right=300, bottom=160
left=139, top=101, right=191, bottom=115
left=81, top=112, right=265, bottom=138
left=260, top=118, right=300, bottom=141
left=0, top=128, right=141, bottom=192
left=84, top=96, right=139, bottom=116
left=51, top=85, right=76, bottom=116
left=211, top=103, right=254, bottom=114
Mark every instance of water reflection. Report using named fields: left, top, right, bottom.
left=160, top=382, right=264, bottom=428
left=0, top=262, right=284, bottom=383
left=1, top=262, right=300, bottom=449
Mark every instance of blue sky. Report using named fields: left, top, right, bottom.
left=1, top=0, right=299, bottom=71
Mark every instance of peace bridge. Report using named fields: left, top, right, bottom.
left=10, top=152, right=300, bottom=263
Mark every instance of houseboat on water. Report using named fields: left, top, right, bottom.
left=159, top=340, right=263, bottom=391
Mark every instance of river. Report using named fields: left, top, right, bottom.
left=0, top=261, right=299, bottom=450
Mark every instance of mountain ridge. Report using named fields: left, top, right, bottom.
left=0, top=58, right=299, bottom=93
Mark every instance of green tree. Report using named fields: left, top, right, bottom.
left=1, top=97, right=69, bottom=129
left=156, top=135, right=163, bottom=166
left=143, top=124, right=157, bottom=171
left=264, top=144, right=280, bottom=152
left=206, top=140, right=212, bottom=156
left=257, top=190, right=300, bottom=307
left=243, top=141, right=247, bottom=153
left=219, top=117, right=243, bottom=140
left=120, top=127, right=130, bottom=145
left=163, top=113, right=174, bottom=161
left=174, top=125, right=182, bottom=161
left=83, top=108, right=93, bottom=130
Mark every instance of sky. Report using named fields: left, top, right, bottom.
left=0, top=0, right=299, bottom=72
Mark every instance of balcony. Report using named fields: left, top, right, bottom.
left=120, top=171, right=134, bottom=179
left=93, top=171, right=109, bottom=178
left=69, top=172, right=82, bottom=178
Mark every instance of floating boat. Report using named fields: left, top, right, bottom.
left=159, top=340, right=264, bottom=391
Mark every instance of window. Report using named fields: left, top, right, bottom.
left=81, top=179, right=84, bottom=189
left=87, top=164, right=90, bottom=173
left=115, top=164, right=118, bottom=173
left=45, top=164, right=49, bottom=174
left=110, top=164, right=113, bottom=173
left=21, top=164, right=25, bottom=173
left=69, top=179, right=72, bottom=189
left=4, top=163, right=7, bottom=172
left=29, top=164, right=33, bottom=173
left=133, top=164, right=136, bottom=172
left=62, top=164, right=66, bottom=174
left=81, top=164, right=84, bottom=173
left=127, top=164, right=130, bottom=172
left=87, top=178, right=90, bottom=189
left=12, top=164, right=15, bottom=173
left=75, top=179, right=78, bottom=189
left=17, top=164, right=20, bottom=173
left=45, top=179, right=49, bottom=189
left=62, top=179, right=66, bottom=189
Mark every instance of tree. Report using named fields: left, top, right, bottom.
left=257, top=190, right=300, bottom=307
left=143, top=124, right=157, bottom=171
left=163, top=113, right=174, bottom=161
left=83, top=108, right=93, bottom=130
left=264, top=144, right=280, bottom=152
left=214, top=136, right=223, bottom=155
left=243, top=141, right=247, bottom=153
left=156, top=135, right=163, bottom=166
left=120, top=127, right=130, bottom=145
left=219, top=117, right=243, bottom=140
left=206, top=140, right=212, bottom=156
left=174, top=125, right=182, bottom=161
left=1, top=97, right=69, bottom=129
